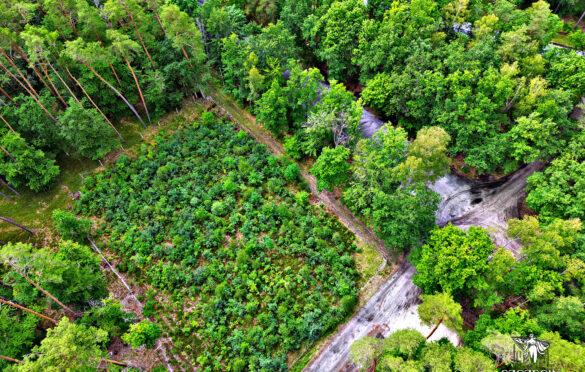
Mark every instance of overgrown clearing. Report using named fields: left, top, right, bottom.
left=79, top=112, right=362, bottom=370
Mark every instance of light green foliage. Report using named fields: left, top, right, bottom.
left=568, top=29, right=585, bottom=50
left=506, top=113, right=562, bottom=163
left=422, top=341, right=455, bottom=372
left=370, top=183, right=439, bottom=251
left=160, top=3, right=206, bottom=65
left=541, top=331, right=585, bottom=371
left=283, top=135, right=303, bottom=159
left=508, top=216, right=581, bottom=269
left=473, top=248, right=515, bottom=311
left=527, top=133, right=585, bottom=220
left=344, top=125, right=440, bottom=251
left=417, top=292, right=463, bottom=335
left=311, top=146, right=350, bottom=192
left=536, top=296, right=585, bottom=342
left=0, top=131, right=59, bottom=192
left=545, top=49, right=585, bottom=101
left=59, top=99, right=120, bottom=160
left=383, top=328, right=426, bottom=358
left=411, top=224, right=495, bottom=296
left=256, top=80, right=288, bottom=135
left=480, top=330, right=516, bottom=365
left=350, top=125, right=408, bottom=198
left=122, top=320, right=162, bottom=349
left=0, top=241, right=107, bottom=306
left=349, top=337, right=382, bottom=369
left=52, top=209, right=92, bottom=243
left=14, top=318, right=108, bottom=371
left=453, top=347, right=496, bottom=372
left=311, top=0, right=365, bottom=80
left=0, top=307, right=38, bottom=370
left=79, top=295, right=136, bottom=339
left=395, top=126, right=450, bottom=183
left=247, top=21, right=300, bottom=70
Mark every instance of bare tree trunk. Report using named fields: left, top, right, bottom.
left=0, top=297, right=58, bottom=324
left=575, top=10, right=585, bottom=29
left=40, top=62, right=68, bottom=107
left=93, top=30, right=123, bottom=88
left=0, top=145, right=15, bottom=161
left=5, top=261, right=79, bottom=317
left=64, top=66, right=125, bottom=141
left=0, top=48, right=38, bottom=97
left=0, top=178, right=20, bottom=195
left=0, top=355, right=22, bottom=364
left=0, top=87, right=18, bottom=107
left=0, top=191, right=13, bottom=201
left=427, top=318, right=443, bottom=339
left=45, top=58, right=81, bottom=106
left=153, top=9, right=166, bottom=36
left=75, top=59, right=147, bottom=129
left=125, top=58, right=152, bottom=125
left=12, top=45, right=54, bottom=96
left=0, top=216, right=34, bottom=234
left=0, top=114, right=17, bottom=135
left=0, top=62, right=59, bottom=123
left=123, top=0, right=155, bottom=71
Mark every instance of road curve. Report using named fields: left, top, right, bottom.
left=304, top=261, right=459, bottom=372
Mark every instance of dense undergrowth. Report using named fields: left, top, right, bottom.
left=79, top=112, right=359, bottom=370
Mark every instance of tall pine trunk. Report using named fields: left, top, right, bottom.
left=74, top=58, right=147, bottom=129
left=0, top=48, right=39, bottom=97
left=5, top=261, right=79, bottom=316
left=123, top=1, right=156, bottom=71
left=45, top=57, right=81, bottom=105
left=93, top=30, right=123, bottom=88
left=0, top=297, right=57, bottom=324
left=40, top=62, right=68, bottom=107
left=0, top=114, right=17, bottom=135
left=64, top=65, right=125, bottom=141
left=12, top=45, right=54, bottom=97
left=125, top=57, right=151, bottom=125
left=0, top=61, right=59, bottom=123
left=0, top=87, right=18, bottom=107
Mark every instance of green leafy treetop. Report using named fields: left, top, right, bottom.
left=411, top=224, right=495, bottom=296
left=418, top=292, right=463, bottom=337
left=9, top=318, right=108, bottom=372
left=122, top=320, right=162, bottom=349
left=311, top=146, right=350, bottom=192
left=395, top=126, right=451, bottom=183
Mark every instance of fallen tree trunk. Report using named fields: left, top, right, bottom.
left=0, top=216, right=34, bottom=234
left=0, top=297, right=58, bottom=324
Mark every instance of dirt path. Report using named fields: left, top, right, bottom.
left=207, top=89, right=392, bottom=262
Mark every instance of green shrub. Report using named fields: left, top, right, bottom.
left=284, top=163, right=300, bottom=182
left=122, top=320, right=162, bottom=349
left=52, top=209, right=93, bottom=243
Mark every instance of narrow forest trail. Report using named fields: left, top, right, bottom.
left=206, top=88, right=394, bottom=263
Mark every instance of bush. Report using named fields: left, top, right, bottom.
left=211, top=201, right=228, bottom=216
left=122, top=320, right=162, bottom=349
left=52, top=209, right=92, bottom=243
left=283, top=135, right=303, bottom=160
left=295, top=191, right=310, bottom=206
left=341, top=295, right=357, bottom=315
left=284, top=164, right=300, bottom=182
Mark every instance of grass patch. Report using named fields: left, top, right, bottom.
left=552, top=33, right=576, bottom=48
left=0, top=102, right=200, bottom=243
